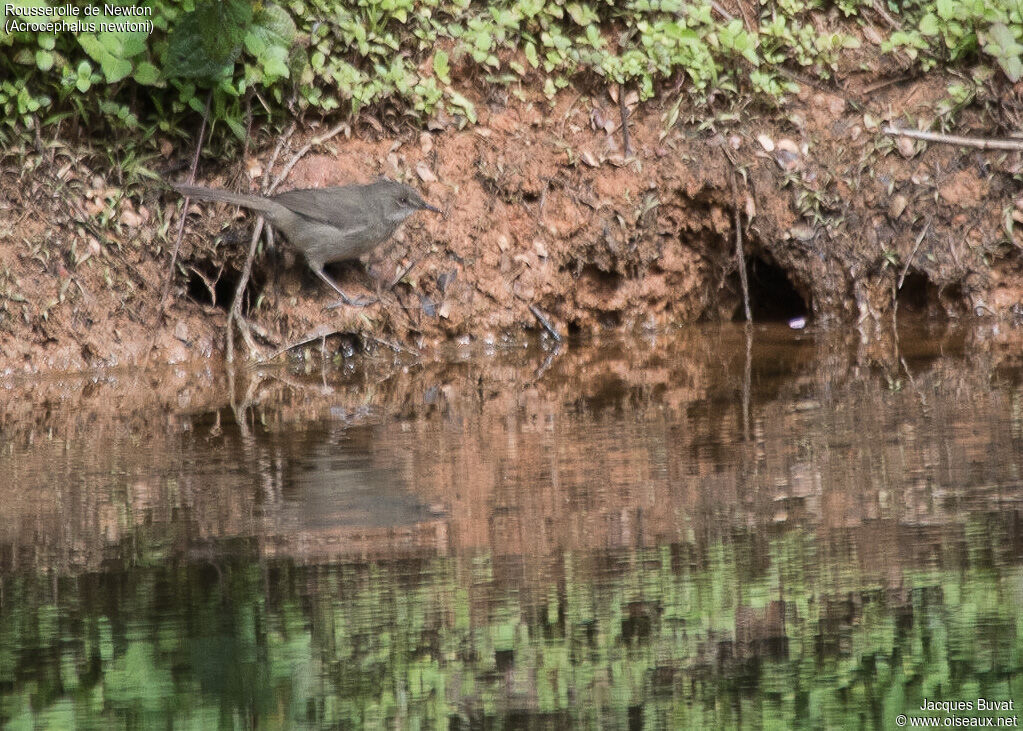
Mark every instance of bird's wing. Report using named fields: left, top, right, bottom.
left=272, top=186, right=373, bottom=230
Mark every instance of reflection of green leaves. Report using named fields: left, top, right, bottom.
left=105, top=642, right=175, bottom=711
left=164, top=0, right=253, bottom=82
left=1, top=523, right=1022, bottom=729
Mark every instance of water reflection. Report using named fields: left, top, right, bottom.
left=1, top=324, right=1022, bottom=728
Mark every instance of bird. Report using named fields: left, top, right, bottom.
left=172, top=179, right=441, bottom=305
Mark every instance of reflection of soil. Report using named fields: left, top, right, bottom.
left=1, top=324, right=1022, bottom=575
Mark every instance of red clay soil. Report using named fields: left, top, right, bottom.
left=1, top=70, right=1021, bottom=373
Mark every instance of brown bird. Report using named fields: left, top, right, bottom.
left=173, top=179, right=441, bottom=304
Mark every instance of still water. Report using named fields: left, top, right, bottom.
left=1, top=324, right=1021, bottom=728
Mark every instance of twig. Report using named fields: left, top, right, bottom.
left=860, top=75, right=913, bottom=96
left=882, top=125, right=1023, bottom=151
left=233, top=307, right=262, bottom=359
left=226, top=219, right=266, bottom=363
left=242, top=94, right=253, bottom=163
left=264, top=123, right=296, bottom=194
left=708, top=0, right=734, bottom=21
left=898, top=219, right=930, bottom=290
left=187, top=264, right=221, bottom=306
left=742, top=319, right=752, bottom=442
left=226, top=121, right=346, bottom=361
left=365, top=335, right=419, bottom=356
left=388, top=256, right=420, bottom=289
left=872, top=0, right=901, bottom=30
left=728, top=169, right=752, bottom=323
left=617, top=83, right=632, bottom=158
left=161, top=90, right=212, bottom=313
left=734, top=0, right=755, bottom=33
left=528, top=304, right=562, bottom=342
left=270, top=121, right=350, bottom=193
left=719, top=142, right=752, bottom=323
left=263, top=323, right=348, bottom=361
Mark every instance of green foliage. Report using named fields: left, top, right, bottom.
left=0, top=0, right=865, bottom=143
left=78, top=13, right=150, bottom=84
left=883, top=0, right=1023, bottom=79
left=0, top=0, right=1019, bottom=144
left=164, top=0, right=253, bottom=82
left=983, top=23, right=1023, bottom=82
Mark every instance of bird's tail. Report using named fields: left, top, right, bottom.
left=172, top=183, right=277, bottom=214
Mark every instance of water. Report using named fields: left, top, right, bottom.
left=1, top=324, right=1021, bottom=728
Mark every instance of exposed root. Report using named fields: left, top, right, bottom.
left=529, top=304, right=563, bottom=342
left=162, top=90, right=212, bottom=313
left=263, top=323, right=351, bottom=362
left=728, top=167, right=752, bottom=323
left=224, top=120, right=352, bottom=362
left=226, top=221, right=267, bottom=363
left=617, top=83, right=633, bottom=158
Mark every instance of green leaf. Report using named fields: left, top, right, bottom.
left=447, top=89, right=476, bottom=122
left=35, top=49, right=53, bottom=71
left=566, top=3, right=597, bottom=26
left=132, top=61, right=160, bottom=85
left=164, top=0, right=253, bottom=82
left=244, top=30, right=267, bottom=57
left=985, top=23, right=1023, bottom=82
left=78, top=34, right=133, bottom=83
left=433, top=50, right=451, bottom=84
left=76, top=7, right=150, bottom=83
left=224, top=115, right=246, bottom=139
left=919, top=13, right=940, bottom=36
left=242, top=4, right=296, bottom=80
left=261, top=46, right=290, bottom=79
left=935, top=0, right=957, bottom=20
left=247, top=4, right=296, bottom=54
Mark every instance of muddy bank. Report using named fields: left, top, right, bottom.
left=1, top=74, right=1020, bottom=372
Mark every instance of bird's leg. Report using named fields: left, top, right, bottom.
left=372, top=263, right=385, bottom=303
left=314, top=267, right=377, bottom=309
left=313, top=267, right=351, bottom=303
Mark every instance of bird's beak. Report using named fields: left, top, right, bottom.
left=421, top=202, right=442, bottom=213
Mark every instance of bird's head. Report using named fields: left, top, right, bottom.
left=384, top=181, right=442, bottom=222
